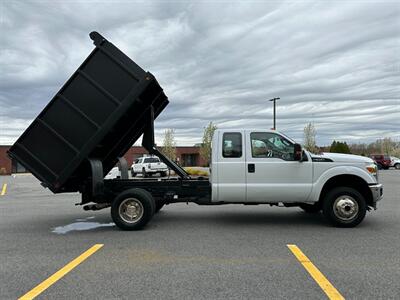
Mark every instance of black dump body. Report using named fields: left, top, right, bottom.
left=8, top=32, right=176, bottom=193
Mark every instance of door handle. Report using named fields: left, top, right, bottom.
left=248, top=163, right=255, bottom=173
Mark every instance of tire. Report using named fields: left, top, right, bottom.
left=382, top=166, right=389, bottom=170
left=395, top=163, right=400, bottom=170
left=299, top=203, right=321, bottom=213
left=111, top=188, right=155, bottom=230
left=322, top=187, right=366, bottom=228
left=377, top=164, right=383, bottom=170
left=131, top=169, right=136, bottom=177
left=155, top=201, right=165, bottom=213
left=142, top=168, right=147, bottom=178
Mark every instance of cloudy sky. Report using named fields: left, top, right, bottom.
left=1, top=0, right=399, bottom=146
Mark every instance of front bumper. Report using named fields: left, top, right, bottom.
left=369, top=183, right=383, bottom=209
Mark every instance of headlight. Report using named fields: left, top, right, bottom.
left=366, top=164, right=377, bottom=176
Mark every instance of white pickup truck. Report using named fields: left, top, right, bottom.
left=131, top=156, right=168, bottom=177
left=11, top=32, right=383, bottom=231
left=206, top=129, right=383, bottom=228
left=104, top=129, right=383, bottom=230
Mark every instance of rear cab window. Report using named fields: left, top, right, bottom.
left=222, top=133, right=242, bottom=158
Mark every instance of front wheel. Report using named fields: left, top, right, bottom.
left=394, top=163, right=400, bottom=170
left=322, top=187, right=366, bottom=227
left=111, top=189, right=155, bottom=230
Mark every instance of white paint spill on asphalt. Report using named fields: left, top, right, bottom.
left=52, top=218, right=115, bottom=234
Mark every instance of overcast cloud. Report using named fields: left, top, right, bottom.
left=1, top=0, right=399, bottom=146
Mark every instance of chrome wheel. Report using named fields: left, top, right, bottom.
left=119, top=198, right=144, bottom=224
left=333, top=196, right=359, bottom=221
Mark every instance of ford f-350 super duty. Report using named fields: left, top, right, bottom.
left=7, top=32, right=383, bottom=230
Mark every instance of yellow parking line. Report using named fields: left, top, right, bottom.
left=19, top=244, right=103, bottom=300
left=1, top=183, right=7, bottom=196
left=287, top=244, right=345, bottom=300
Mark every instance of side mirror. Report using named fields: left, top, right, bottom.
left=294, top=143, right=302, bottom=161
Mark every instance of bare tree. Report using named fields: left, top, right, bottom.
left=161, top=128, right=176, bottom=161
left=303, top=122, right=318, bottom=153
left=382, top=137, right=394, bottom=155
left=200, top=122, right=217, bottom=166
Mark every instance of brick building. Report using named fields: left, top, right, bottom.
left=0, top=145, right=206, bottom=175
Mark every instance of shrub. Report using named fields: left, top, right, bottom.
left=184, top=167, right=209, bottom=177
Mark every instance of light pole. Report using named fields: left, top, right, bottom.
left=268, top=97, right=280, bottom=130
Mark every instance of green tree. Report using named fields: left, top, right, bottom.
left=161, top=128, right=176, bottom=161
left=200, top=122, right=217, bottom=166
left=330, top=140, right=351, bottom=154
left=303, top=122, right=318, bottom=153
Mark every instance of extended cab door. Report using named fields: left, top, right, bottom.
left=214, top=131, right=246, bottom=202
left=245, top=131, right=312, bottom=202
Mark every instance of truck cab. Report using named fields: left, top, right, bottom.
left=211, top=129, right=383, bottom=227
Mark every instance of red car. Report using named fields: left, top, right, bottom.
left=370, top=154, right=391, bottom=170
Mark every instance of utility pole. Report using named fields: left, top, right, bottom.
left=268, top=97, right=280, bottom=130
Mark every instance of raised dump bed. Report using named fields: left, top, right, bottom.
left=8, top=32, right=170, bottom=193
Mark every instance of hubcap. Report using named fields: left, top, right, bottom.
left=119, top=198, right=144, bottom=224
left=333, top=196, right=359, bottom=221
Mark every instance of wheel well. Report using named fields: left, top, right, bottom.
left=319, top=175, right=373, bottom=207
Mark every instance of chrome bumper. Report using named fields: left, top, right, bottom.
left=369, top=183, right=383, bottom=209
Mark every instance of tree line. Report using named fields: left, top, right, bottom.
left=303, top=123, right=400, bottom=156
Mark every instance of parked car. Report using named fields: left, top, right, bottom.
left=131, top=156, right=168, bottom=177
left=390, top=156, right=400, bottom=169
left=370, top=154, right=391, bottom=170
left=105, top=167, right=121, bottom=179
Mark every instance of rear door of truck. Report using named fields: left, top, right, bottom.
left=215, top=130, right=246, bottom=202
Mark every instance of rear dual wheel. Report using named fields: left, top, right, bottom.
left=111, top=189, right=155, bottom=230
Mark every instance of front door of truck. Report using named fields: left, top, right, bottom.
left=245, top=131, right=312, bottom=202
left=216, top=131, right=247, bottom=202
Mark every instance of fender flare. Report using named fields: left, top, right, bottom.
left=309, top=166, right=375, bottom=202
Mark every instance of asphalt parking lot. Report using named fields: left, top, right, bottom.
left=1, top=170, right=399, bottom=299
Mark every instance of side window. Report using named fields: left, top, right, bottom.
left=222, top=133, right=242, bottom=158
left=134, top=159, right=139, bottom=164
left=251, top=132, right=295, bottom=161
left=144, top=158, right=159, bottom=163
